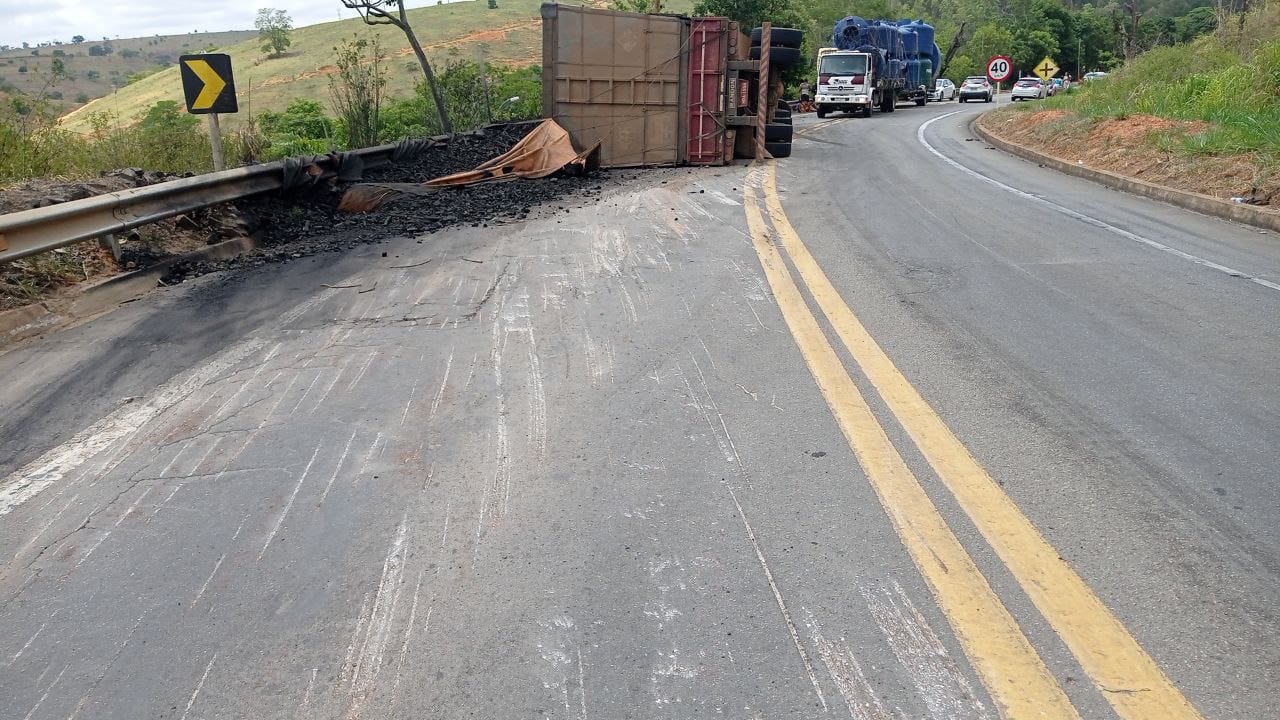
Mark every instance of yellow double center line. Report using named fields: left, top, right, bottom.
left=742, top=162, right=1203, bottom=720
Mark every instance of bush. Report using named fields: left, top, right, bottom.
left=381, top=60, right=542, bottom=140
left=258, top=98, right=337, bottom=159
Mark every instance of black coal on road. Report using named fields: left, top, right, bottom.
left=164, top=122, right=616, bottom=282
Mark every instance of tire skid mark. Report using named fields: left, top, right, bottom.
left=19, top=662, right=68, bottom=720
left=863, top=581, right=991, bottom=720
left=191, top=516, right=248, bottom=607
left=343, top=515, right=409, bottom=720
left=804, top=608, right=898, bottom=720
left=320, top=429, right=360, bottom=504
left=178, top=652, right=217, bottom=720
left=64, top=605, right=152, bottom=720
left=257, top=445, right=322, bottom=560
left=671, top=342, right=828, bottom=711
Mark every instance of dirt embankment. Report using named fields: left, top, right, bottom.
left=980, top=109, right=1280, bottom=206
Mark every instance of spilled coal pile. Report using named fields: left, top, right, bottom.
left=163, top=122, right=621, bottom=283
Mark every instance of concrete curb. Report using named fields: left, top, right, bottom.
left=1, top=235, right=257, bottom=349
left=0, top=303, right=61, bottom=344
left=973, top=114, right=1280, bottom=234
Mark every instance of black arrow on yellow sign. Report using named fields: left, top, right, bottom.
left=179, top=53, right=237, bottom=114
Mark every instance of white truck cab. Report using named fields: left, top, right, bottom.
left=815, top=48, right=875, bottom=118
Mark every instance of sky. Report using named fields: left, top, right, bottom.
left=0, top=0, right=453, bottom=48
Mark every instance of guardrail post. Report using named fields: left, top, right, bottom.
left=98, top=233, right=124, bottom=262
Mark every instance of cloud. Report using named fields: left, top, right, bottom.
left=0, top=1, right=442, bottom=48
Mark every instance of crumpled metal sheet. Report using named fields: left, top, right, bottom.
left=425, top=119, right=600, bottom=187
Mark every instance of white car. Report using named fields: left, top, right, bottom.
left=929, top=78, right=956, bottom=102
left=958, top=76, right=993, bottom=102
left=1011, top=77, right=1046, bottom=101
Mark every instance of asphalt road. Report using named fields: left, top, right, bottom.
left=2, top=100, right=1277, bottom=719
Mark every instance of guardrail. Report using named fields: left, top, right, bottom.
left=0, top=138, right=435, bottom=264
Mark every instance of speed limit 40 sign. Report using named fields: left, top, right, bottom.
left=987, top=55, right=1012, bottom=83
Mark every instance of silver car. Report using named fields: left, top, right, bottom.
left=929, top=78, right=956, bottom=102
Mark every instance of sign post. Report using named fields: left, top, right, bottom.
left=986, top=55, right=1012, bottom=101
left=179, top=53, right=238, bottom=171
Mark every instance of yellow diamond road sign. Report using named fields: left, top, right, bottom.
left=179, top=53, right=237, bottom=114
left=1034, top=56, right=1060, bottom=81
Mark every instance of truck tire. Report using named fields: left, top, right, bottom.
left=816, top=107, right=827, bottom=118
left=749, top=46, right=802, bottom=67
left=750, top=27, right=803, bottom=48
left=765, top=123, right=794, bottom=143
left=765, top=141, right=792, bottom=158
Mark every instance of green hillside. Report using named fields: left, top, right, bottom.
left=0, top=31, right=256, bottom=113
left=60, top=0, right=691, bottom=133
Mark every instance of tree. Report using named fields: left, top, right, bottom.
left=255, top=8, right=294, bottom=58
left=692, top=0, right=808, bottom=32
left=72, top=35, right=84, bottom=44
left=340, top=0, right=452, bottom=134
left=330, top=36, right=386, bottom=148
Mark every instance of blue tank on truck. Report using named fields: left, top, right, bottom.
left=827, top=17, right=940, bottom=108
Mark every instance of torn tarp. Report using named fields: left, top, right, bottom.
left=425, top=119, right=601, bottom=187
left=339, top=119, right=601, bottom=213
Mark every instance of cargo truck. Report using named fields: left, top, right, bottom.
left=816, top=16, right=941, bottom=117
left=814, top=48, right=900, bottom=117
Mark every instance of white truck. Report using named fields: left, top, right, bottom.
left=814, top=48, right=905, bottom=118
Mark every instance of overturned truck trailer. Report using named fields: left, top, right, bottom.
left=541, top=4, right=747, bottom=167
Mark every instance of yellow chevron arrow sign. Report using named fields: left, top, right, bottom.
left=178, top=53, right=237, bottom=115
left=183, top=59, right=226, bottom=110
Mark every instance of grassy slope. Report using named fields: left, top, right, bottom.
left=61, top=0, right=694, bottom=133
left=0, top=32, right=255, bottom=111
left=1013, top=6, right=1280, bottom=157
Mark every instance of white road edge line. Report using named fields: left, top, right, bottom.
left=917, top=111, right=1280, bottom=293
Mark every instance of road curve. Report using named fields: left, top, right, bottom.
left=1, top=102, right=1277, bottom=720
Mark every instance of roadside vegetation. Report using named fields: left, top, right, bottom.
left=987, top=5, right=1279, bottom=204
left=0, top=45, right=542, bottom=185
left=1033, top=4, right=1280, bottom=159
